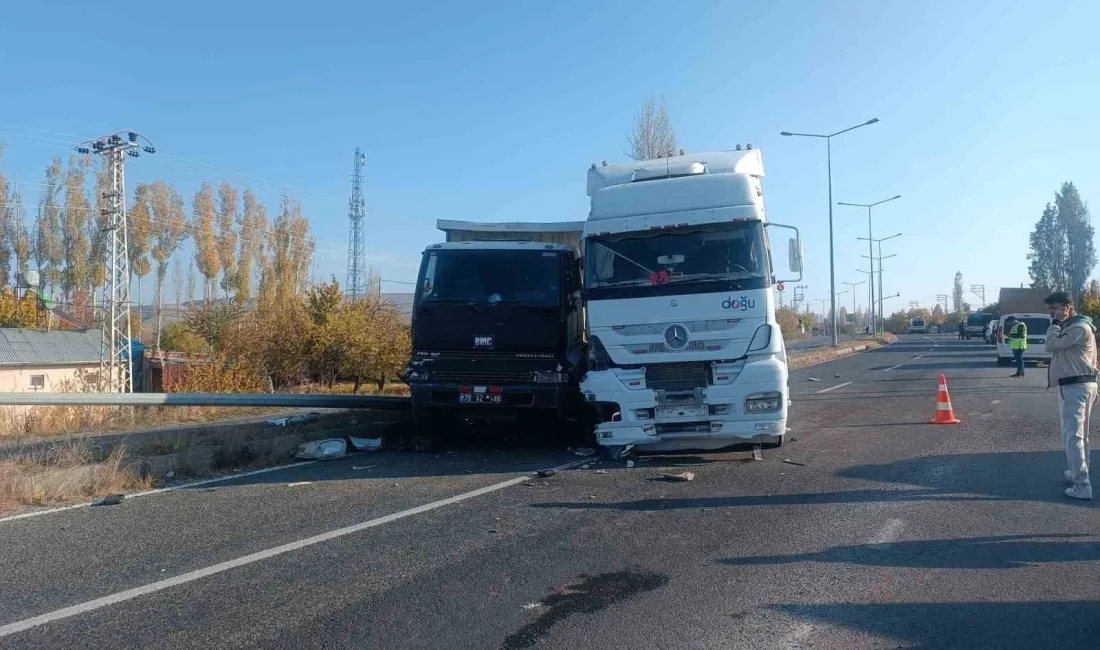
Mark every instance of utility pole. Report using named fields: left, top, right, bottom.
left=346, top=148, right=367, bottom=299
left=843, top=280, right=864, bottom=329
left=936, top=293, right=949, bottom=317
left=909, top=301, right=919, bottom=309
left=970, top=284, right=986, bottom=307
left=76, top=131, right=155, bottom=393
left=793, top=284, right=807, bottom=312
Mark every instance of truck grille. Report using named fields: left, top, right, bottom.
left=432, top=370, right=532, bottom=385
left=645, top=362, right=709, bottom=391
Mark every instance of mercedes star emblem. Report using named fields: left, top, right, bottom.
left=664, top=324, right=689, bottom=350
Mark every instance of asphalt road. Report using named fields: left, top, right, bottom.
left=2, top=334, right=1098, bottom=649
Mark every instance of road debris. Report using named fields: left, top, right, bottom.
left=659, top=472, right=695, bottom=482
left=572, top=447, right=597, bottom=457
left=807, top=377, right=821, bottom=382
left=595, top=470, right=608, bottom=475
left=295, top=438, right=347, bottom=460
left=268, top=412, right=322, bottom=427
left=91, top=495, right=124, bottom=507
left=348, top=436, right=383, bottom=451
left=286, top=481, right=313, bottom=487
left=752, top=445, right=763, bottom=461
left=834, top=373, right=843, bottom=378
left=522, top=602, right=542, bottom=610
left=537, top=469, right=557, bottom=478
left=351, top=465, right=377, bottom=471
left=580, top=464, right=590, bottom=470
left=782, top=459, right=807, bottom=467
left=626, top=460, right=635, bottom=468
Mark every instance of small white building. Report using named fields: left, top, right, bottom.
left=0, top=328, right=101, bottom=393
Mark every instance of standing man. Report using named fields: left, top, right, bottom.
left=1044, top=291, right=1096, bottom=500
left=1004, top=316, right=1028, bottom=377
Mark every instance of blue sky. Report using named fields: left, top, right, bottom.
left=1, top=0, right=1097, bottom=314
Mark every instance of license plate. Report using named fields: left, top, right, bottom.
left=656, top=406, right=706, bottom=418
left=459, top=393, right=502, bottom=404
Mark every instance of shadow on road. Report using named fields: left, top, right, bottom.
left=528, top=488, right=997, bottom=512
left=769, top=601, right=1100, bottom=650
left=720, top=533, right=1100, bottom=569
left=838, top=451, right=1093, bottom=507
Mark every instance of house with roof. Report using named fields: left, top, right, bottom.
left=0, top=328, right=102, bottom=393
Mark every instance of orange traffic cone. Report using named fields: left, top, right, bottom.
left=930, top=373, right=961, bottom=424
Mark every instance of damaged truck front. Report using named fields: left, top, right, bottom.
left=580, top=148, right=804, bottom=456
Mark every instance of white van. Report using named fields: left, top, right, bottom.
left=996, top=313, right=1052, bottom=366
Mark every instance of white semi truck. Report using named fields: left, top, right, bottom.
left=580, top=149, right=804, bottom=455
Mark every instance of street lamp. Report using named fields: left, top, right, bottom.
left=838, top=194, right=901, bottom=336
left=781, top=117, right=880, bottom=347
left=858, top=233, right=902, bottom=334
left=843, top=280, right=864, bottom=329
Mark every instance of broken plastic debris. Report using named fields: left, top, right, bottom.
left=660, top=472, right=695, bottom=482
left=580, top=464, right=590, bottom=470
left=286, top=481, right=313, bottom=487
left=294, top=438, right=347, bottom=460
left=626, top=460, right=635, bottom=468
left=807, top=377, right=821, bottom=382
left=752, top=445, right=764, bottom=461
left=782, top=459, right=807, bottom=467
left=834, top=373, right=842, bottom=378
left=595, top=470, right=608, bottom=475
left=537, top=469, right=557, bottom=478
left=91, top=494, right=124, bottom=506
left=348, top=436, right=383, bottom=451
left=351, top=465, right=377, bottom=471
left=522, top=602, right=542, bottom=610
left=573, top=447, right=597, bottom=457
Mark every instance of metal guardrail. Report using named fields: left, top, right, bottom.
left=0, top=393, right=412, bottom=410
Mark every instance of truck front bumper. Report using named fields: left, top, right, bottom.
left=410, top=382, right=569, bottom=413
left=581, top=362, right=788, bottom=451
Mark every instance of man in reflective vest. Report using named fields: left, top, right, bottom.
left=1004, top=316, right=1028, bottom=377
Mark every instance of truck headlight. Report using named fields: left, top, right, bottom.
left=534, top=371, right=569, bottom=384
left=587, top=336, right=612, bottom=372
left=745, top=391, right=783, bottom=413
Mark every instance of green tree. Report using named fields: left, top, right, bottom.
left=0, top=164, right=10, bottom=287
left=150, top=181, right=189, bottom=348
left=216, top=181, right=239, bottom=299
left=129, top=182, right=154, bottom=308
left=192, top=182, right=220, bottom=300
left=60, top=155, right=92, bottom=301
left=235, top=189, right=265, bottom=306
left=1028, top=203, right=1066, bottom=290
left=952, top=271, right=964, bottom=314
left=34, top=156, right=64, bottom=290
left=10, top=187, right=30, bottom=279
left=1057, top=182, right=1096, bottom=300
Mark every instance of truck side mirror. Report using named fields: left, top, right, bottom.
left=788, top=237, right=804, bottom=273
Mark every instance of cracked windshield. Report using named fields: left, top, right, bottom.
left=1, top=1, right=1098, bottom=649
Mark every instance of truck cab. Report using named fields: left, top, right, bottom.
left=909, top=316, right=926, bottom=334
left=965, top=313, right=994, bottom=340
left=580, top=149, right=803, bottom=454
left=405, top=240, right=585, bottom=441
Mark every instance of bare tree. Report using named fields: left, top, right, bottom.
left=626, top=95, right=677, bottom=161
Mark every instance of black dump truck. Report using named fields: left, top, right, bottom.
left=404, top=221, right=586, bottom=445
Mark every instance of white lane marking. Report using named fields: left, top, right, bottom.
left=914, top=354, right=925, bottom=359
left=0, top=461, right=319, bottom=524
left=881, top=364, right=903, bottom=372
left=0, top=459, right=586, bottom=638
left=815, top=381, right=853, bottom=394
left=868, top=518, right=905, bottom=546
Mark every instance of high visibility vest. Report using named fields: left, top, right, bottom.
left=1008, top=322, right=1028, bottom=350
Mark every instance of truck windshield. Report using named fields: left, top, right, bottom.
left=417, top=249, right=562, bottom=307
left=585, top=221, right=769, bottom=298
left=968, top=314, right=992, bottom=327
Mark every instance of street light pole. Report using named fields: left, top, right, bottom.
left=843, top=281, right=864, bottom=329
left=838, top=194, right=901, bottom=336
left=857, top=232, right=901, bottom=335
left=781, top=117, right=880, bottom=347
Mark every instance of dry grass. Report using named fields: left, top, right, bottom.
left=0, top=405, right=292, bottom=442
left=0, top=440, right=152, bottom=515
